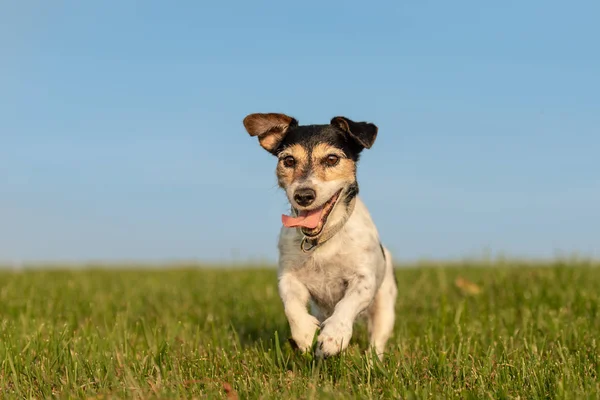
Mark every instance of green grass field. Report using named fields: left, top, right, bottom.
left=1, top=260, right=599, bottom=399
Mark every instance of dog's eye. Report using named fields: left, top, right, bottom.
left=325, top=154, right=340, bottom=166
left=282, top=156, right=295, bottom=168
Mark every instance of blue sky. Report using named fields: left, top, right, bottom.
left=1, top=1, right=598, bottom=264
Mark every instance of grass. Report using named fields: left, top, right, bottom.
left=1, top=260, right=600, bottom=399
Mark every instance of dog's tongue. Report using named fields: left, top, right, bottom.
left=281, top=208, right=323, bottom=229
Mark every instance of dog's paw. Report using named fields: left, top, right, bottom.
left=315, top=318, right=353, bottom=358
left=289, top=314, right=320, bottom=352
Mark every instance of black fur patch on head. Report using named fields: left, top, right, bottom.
left=274, top=125, right=365, bottom=161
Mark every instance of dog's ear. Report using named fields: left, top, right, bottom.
left=243, top=113, right=298, bottom=154
left=330, top=116, right=378, bottom=150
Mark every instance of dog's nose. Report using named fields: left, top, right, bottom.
left=294, top=188, right=316, bottom=207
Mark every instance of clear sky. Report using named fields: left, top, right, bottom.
left=1, top=1, right=598, bottom=264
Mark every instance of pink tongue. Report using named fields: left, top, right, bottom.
left=281, top=208, right=323, bottom=229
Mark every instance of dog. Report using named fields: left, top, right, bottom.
left=243, top=113, right=397, bottom=359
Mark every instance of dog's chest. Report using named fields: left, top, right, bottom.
left=291, top=256, right=356, bottom=311
left=277, top=198, right=383, bottom=311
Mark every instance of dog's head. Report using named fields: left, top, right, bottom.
left=243, top=113, right=378, bottom=237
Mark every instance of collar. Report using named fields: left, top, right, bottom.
left=298, top=194, right=357, bottom=253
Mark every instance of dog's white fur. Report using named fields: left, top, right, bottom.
left=243, top=112, right=397, bottom=359
left=278, top=193, right=397, bottom=359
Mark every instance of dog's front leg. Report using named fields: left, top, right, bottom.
left=278, top=272, right=320, bottom=352
left=315, top=273, right=376, bottom=358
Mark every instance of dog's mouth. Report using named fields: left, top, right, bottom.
left=281, top=190, right=342, bottom=237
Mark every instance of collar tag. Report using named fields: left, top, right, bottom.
left=300, top=237, right=317, bottom=253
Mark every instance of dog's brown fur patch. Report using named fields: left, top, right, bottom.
left=243, top=113, right=296, bottom=152
left=277, top=143, right=356, bottom=188
left=258, top=132, right=286, bottom=152
left=277, top=144, right=309, bottom=188
left=311, top=143, right=356, bottom=182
